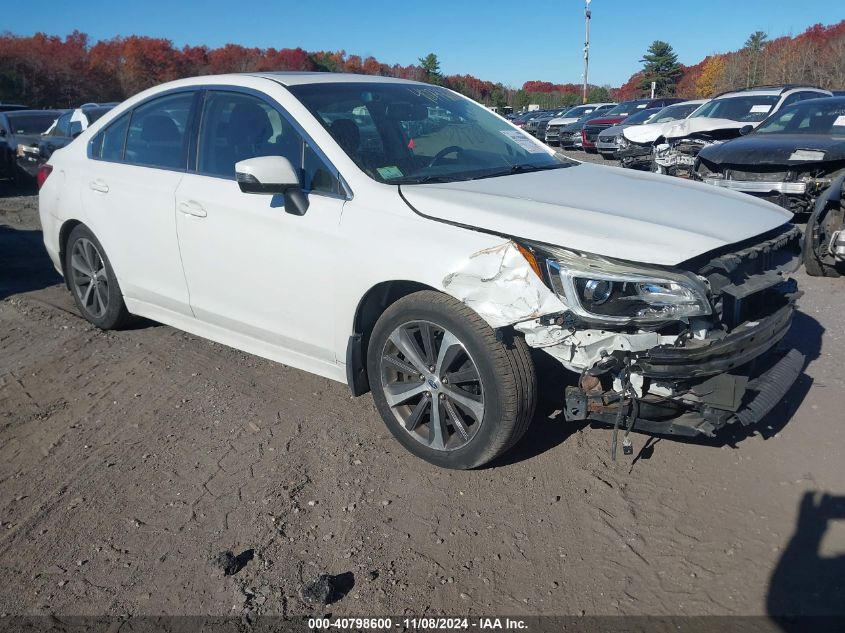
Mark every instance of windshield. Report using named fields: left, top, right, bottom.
left=604, top=100, right=647, bottom=117
left=689, top=95, right=779, bottom=122
left=651, top=102, right=700, bottom=123
left=753, top=100, right=845, bottom=136
left=622, top=108, right=658, bottom=125
left=6, top=113, right=57, bottom=134
left=289, top=83, right=573, bottom=184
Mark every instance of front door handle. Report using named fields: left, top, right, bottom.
left=178, top=201, right=207, bottom=218
left=89, top=179, right=109, bottom=193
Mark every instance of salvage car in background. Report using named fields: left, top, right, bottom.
left=558, top=108, right=617, bottom=149
left=581, top=97, right=684, bottom=153
left=17, top=104, right=116, bottom=179
left=694, top=96, right=845, bottom=215
left=40, top=72, right=805, bottom=469
left=523, top=108, right=573, bottom=139
left=636, top=86, right=831, bottom=176
left=594, top=107, right=661, bottom=159
left=545, top=102, right=616, bottom=146
left=618, top=99, right=709, bottom=168
left=0, top=109, right=65, bottom=184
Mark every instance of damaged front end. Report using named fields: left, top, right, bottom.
left=501, top=225, right=805, bottom=443
left=694, top=157, right=845, bottom=216
left=653, top=131, right=742, bottom=177
left=617, top=138, right=653, bottom=170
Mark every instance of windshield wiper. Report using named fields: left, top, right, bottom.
left=398, top=175, right=463, bottom=185
left=471, top=162, right=573, bottom=181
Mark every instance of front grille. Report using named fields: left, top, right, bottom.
left=684, top=224, right=801, bottom=330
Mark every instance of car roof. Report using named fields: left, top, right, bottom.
left=716, top=86, right=830, bottom=99
left=4, top=109, right=63, bottom=116
left=792, top=95, right=845, bottom=106
left=248, top=71, right=429, bottom=87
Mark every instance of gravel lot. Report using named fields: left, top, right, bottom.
left=1, top=166, right=843, bottom=620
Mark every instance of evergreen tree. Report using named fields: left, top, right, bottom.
left=638, top=40, right=682, bottom=96
left=418, top=52, right=442, bottom=84
left=743, top=31, right=768, bottom=87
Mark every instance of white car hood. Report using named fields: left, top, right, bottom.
left=400, top=163, right=790, bottom=266
left=624, top=117, right=746, bottom=144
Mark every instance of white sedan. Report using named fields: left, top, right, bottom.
left=39, top=72, right=803, bottom=468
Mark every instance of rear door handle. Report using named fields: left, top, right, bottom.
left=89, top=180, right=109, bottom=193
left=178, top=201, right=207, bottom=218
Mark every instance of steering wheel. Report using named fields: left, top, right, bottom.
left=427, top=145, right=464, bottom=168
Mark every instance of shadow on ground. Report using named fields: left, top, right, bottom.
left=767, top=492, right=845, bottom=631
left=0, top=225, right=61, bottom=299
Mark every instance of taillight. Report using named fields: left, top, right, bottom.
left=37, top=164, right=53, bottom=190
left=581, top=129, right=588, bottom=143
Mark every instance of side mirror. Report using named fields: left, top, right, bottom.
left=69, top=122, right=84, bottom=138
left=739, top=124, right=754, bottom=136
left=235, top=155, right=309, bottom=216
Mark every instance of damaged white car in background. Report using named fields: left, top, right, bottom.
left=621, top=86, right=831, bottom=175
left=40, top=72, right=805, bottom=469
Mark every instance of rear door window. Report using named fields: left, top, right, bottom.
left=124, top=92, right=195, bottom=170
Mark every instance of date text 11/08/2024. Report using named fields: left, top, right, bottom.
left=308, top=617, right=528, bottom=629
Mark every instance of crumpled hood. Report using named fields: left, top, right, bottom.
left=399, top=163, right=790, bottom=266
left=697, top=134, right=845, bottom=167
left=624, top=117, right=745, bottom=145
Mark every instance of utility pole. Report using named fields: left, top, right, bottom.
left=582, top=0, right=592, bottom=104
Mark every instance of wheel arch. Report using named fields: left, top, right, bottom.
left=58, top=218, right=84, bottom=289
left=346, top=280, right=440, bottom=396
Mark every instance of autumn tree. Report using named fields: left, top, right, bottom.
left=638, top=40, right=683, bottom=96
left=696, top=55, right=727, bottom=97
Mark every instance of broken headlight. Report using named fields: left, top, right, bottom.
left=532, top=244, right=711, bottom=325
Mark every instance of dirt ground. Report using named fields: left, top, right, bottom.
left=1, top=161, right=844, bottom=621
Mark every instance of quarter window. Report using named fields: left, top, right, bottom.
left=92, top=112, right=130, bottom=161
left=124, top=92, right=194, bottom=170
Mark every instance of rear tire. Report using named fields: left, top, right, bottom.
left=64, top=224, right=132, bottom=329
left=367, top=291, right=536, bottom=469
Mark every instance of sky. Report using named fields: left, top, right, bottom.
left=4, top=0, right=844, bottom=88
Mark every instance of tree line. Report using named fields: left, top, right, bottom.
left=0, top=31, right=610, bottom=111
left=1, top=20, right=841, bottom=113
left=617, top=20, right=845, bottom=100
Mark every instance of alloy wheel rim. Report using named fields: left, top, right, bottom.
left=70, top=238, right=109, bottom=318
left=380, top=320, right=484, bottom=452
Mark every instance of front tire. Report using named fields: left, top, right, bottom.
left=65, top=224, right=132, bottom=329
left=367, top=291, right=536, bottom=469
